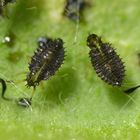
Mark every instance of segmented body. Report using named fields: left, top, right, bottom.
left=26, top=37, right=65, bottom=88
left=87, top=34, right=125, bottom=86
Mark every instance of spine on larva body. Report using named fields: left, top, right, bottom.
left=26, top=38, right=65, bottom=88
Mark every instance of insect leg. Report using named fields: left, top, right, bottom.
left=17, top=97, right=32, bottom=108
left=124, top=85, right=140, bottom=94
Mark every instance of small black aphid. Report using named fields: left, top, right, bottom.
left=63, top=0, right=88, bottom=21
left=26, top=37, right=65, bottom=89
left=87, top=34, right=125, bottom=86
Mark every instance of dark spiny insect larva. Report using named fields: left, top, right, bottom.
left=26, top=37, right=65, bottom=90
left=87, top=34, right=125, bottom=86
left=0, top=37, right=65, bottom=108
left=63, top=0, right=88, bottom=21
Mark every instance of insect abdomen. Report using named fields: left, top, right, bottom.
left=88, top=34, right=125, bottom=86
left=26, top=38, right=65, bottom=87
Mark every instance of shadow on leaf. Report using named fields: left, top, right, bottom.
left=39, top=66, right=78, bottom=106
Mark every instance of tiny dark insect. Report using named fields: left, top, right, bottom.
left=63, top=0, right=88, bottom=21
left=26, top=37, right=65, bottom=92
left=87, top=34, right=125, bottom=86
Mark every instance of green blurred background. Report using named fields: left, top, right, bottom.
left=0, top=0, right=140, bottom=139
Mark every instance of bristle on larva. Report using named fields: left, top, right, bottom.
left=26, top=37, right=65, bottom=88
left=87, top=34, right=125, bottom=86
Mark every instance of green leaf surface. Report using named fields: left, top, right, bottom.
left=0, top=0, right=140, bottom=139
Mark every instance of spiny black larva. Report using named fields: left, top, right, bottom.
left=26, top=37, right=65, bottom=88
left=87, top=34, right=125, bottom=86
left=63, top=0, right=88, bottom=21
